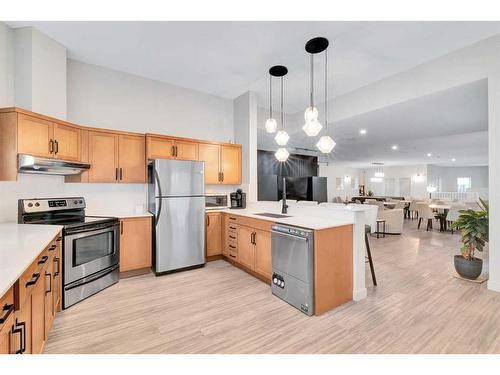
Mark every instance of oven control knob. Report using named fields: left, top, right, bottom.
left=74, top=200, right=78, bottom=204
left=273, top=277, right=278, bottom=284
left=280, top=281, right=285, bottom=287
left=35, top=202, right=40, bottom=207
left=79, top=200, right=83, bottom=204
left=28, top=203, right=33, bottom=207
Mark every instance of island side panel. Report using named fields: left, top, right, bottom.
left=314, top=224, right=353, bottom=315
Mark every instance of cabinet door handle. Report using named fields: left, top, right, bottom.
left=26, top=273, right=40, bottom=287
left=48, top=244, right=56, bottom=251
left=229, top=253, right=236, bottom=258
left=171, top=145, right=175, bottom=157
left=38, top=256, right=48, bottom=265
left=56, top=236, right=62, bottom=242
left=0, top=303, right=14, bottom=324
left=49, top=139, right=54, bottom=154
left=120, top=221, right=124, bottom=235
left=175, top=146, right=178, bottom=157
left=45, top=272, right=52, bottom=294
left=54, top=257, right=60, bottom=277
left=120, top=168, right=123, bottom=181
left=229, top=235, right=236, bottom=239
left=54, top=140, right=59, bottom=154
left=207, top=215, right=210, bottom=226
left=12, top=322, right=23, bottom=354
left=253, top=232, right=257, bottom=245
left=229, top=226, right=236, bottom=230
left=229, top=244, right=236, bottom=249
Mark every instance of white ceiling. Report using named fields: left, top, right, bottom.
left=258, top=79, right=488, bottom=167
left=7, top=21, right=500, bottom=112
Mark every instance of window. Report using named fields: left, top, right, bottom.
left=457, top=177, right=471, bottom=193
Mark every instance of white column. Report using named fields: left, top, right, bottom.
left=353, top=210, right=367, bottom=300
left=234, top=91, right=258, bottom=201
left=13, top=27, right=67, bottom=119
left=487, top=70, right=500, bottom=291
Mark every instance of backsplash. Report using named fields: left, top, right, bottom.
left=0, top=174, right=147, bottom=222
left=0, top=174, right=247, bottom=222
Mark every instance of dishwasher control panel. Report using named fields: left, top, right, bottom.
left=272, top=273, right=285, bottom=289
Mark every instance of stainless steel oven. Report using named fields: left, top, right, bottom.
left=63, top=220, right=120, bottom=307
left=18, top=197, right=120, bottom=309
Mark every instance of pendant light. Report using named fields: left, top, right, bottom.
left=303, top=37, right=329, bottom=137
left=316, top=45, right=336, bottom=154
left=269, top=66, right=290, bottom=162
left=373, top=162, right=384, bottom=178
left=264, top=70, right=277, bottom=133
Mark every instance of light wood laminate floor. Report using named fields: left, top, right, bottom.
left=44, top=220, right=500, bottom=354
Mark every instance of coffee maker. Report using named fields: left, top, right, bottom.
left=230, top=189, right=246, bottom=209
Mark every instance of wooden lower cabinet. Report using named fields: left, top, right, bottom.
left=44, top=259, right=55, bottom=340
left=0, top=313, right=15, bottom=354
left=31, top=265, right=46, bottom=354
left=237, top=226, right=256, bottom=271
left=254, top=229, right=272, bottom=280
left=119, top=217, right=153, bottom=272
left=206, top=212, right=222, bottom=257
left=53, top=247, right=62, bottom=313
left=14, top=296, right=32, bottom=354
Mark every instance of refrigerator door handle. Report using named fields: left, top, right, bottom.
left=154, top=167, right=163, bottom=227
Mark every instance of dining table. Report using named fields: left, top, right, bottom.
left=428, top=203, right=452, bottom=231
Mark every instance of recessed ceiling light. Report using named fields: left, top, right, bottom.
left=451, top=158, right=456, bottom=162
left=391, top=145, right=398, bottom=150
left=427, top=153, right=432, bottom=157
left=359, top=129, right=367, bottom=135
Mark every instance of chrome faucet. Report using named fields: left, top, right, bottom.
left=282, top=177, right=288, bottom=214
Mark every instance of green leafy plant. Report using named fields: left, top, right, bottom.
left=367, top=190, right=374, bottom=196
left=452, top=198, right=489, bottom=260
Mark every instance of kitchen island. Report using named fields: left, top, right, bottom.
left=206, top=201, right=369, bottom=315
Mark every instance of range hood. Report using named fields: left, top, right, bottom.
left=18, top=154, right=91, bottom=176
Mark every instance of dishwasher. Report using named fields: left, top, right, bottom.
left=271, top=224, right=314, bottom=316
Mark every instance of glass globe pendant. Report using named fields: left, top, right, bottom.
left=265, top=118, right=277, bottom=133
left=304, top=106, right=318, bottom=122
left=303, top=118, right=323, bottom=137
left=274, top=130, right=289, bottom=146
left=275, top=148, right=289, bottom=162
left=316, top=135, right=336, bottom=153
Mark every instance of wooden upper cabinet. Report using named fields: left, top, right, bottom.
left=88, top=131, right=119, bottom=183
left=17, top=114, right=53, bottom=158
left=198, top=143, right=220, bottom=184
left=174, top=139, right=198, bottom=160
left=254, top=229, right=272, bottom=280
left=146, top=136, right=174, bottom=159
left=53, top=122, right=81, bottom=161
left=118, top=134, right=146, bottom=183
left=120, top=217, right=152, bottom=272
left=221, top=145, right=241, bottom=185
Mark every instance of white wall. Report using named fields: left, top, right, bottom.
left=427, top=165, right=488, bottom=198
left=67, top=60, right=234, bottom=141
left=318, top=164, right=360, bottom=202
left=363, top=164, right=428, bottom=198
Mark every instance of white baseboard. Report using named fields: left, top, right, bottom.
left=353, top=288, right=367, bottom=301
left=487, top=280, right=500, bottom=292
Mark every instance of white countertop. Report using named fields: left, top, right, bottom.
left=209, top=202, right=354, bottom=230
left=0, top=223, right=63, bottom=297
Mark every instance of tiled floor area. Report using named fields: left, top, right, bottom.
left=44, top=219, right=500, bottom=354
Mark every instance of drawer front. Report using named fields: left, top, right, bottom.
left=227, top=241, right=238, bottom=253
left=17, top=248, right=50, bottom=309
left=227, top=250, right=238, bottom=261
left=227, top=231, right=238, bottom=242
left=0, top=287, right=14, bottom=333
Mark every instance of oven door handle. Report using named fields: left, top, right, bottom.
left=65, top=224, right=119, bottom=239
left=272, top=231, right=309, bottom=242
left=64, top=264, right=119, bottom=291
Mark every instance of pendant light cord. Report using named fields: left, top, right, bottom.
left=269, top=74, right=272, bottom=119
left=324, top=48, right=328, bottom=131
left=281, top=76, right=284, bottom=130
left=310, top=54, right=314, bottom=108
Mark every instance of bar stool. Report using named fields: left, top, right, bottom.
left=375, top=219, right=386, bottom=239
left=365, top=225, right=377, bottom=286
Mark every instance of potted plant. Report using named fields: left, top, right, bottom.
left=451, top=198, right=489, bottom=280
left=367, top=190, right=374, bottom=197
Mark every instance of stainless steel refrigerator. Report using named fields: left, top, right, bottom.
left=148, top=159, right=205, bottom=274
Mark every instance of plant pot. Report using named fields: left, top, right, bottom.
left=454, top=255, right=483, bottom=280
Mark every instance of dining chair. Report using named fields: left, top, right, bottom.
left=408, top=200, right=419, bottom=219
left=417, top=202, right=437, bottom=231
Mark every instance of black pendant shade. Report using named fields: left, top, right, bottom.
left=305, top=37, right=329, bottom=54
left=269, top=65, right=288, bottom=77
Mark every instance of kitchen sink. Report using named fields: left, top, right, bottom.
left=254, top=212, right=291, bottom=218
